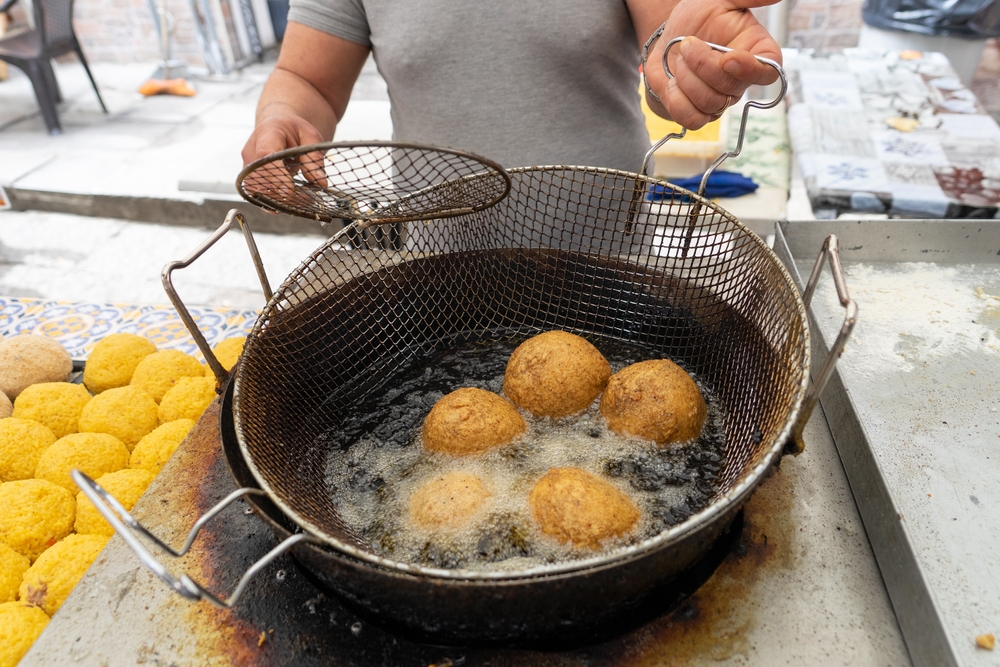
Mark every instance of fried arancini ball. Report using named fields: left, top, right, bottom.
left=83, top=333, right=157, bottom=394
left=19, top=534, right=109, bottom=615
left=0, top=335, right=72, bottom=400
left=503, top=331, right=611, bottom=418
left=74, top=468, right=154, bottom=536
left=11, top=382, right=91, bottom=439
left=0, top=392, right=10, bottom=420
left=212, top=336, right=246, bottom=372
left=129, top=419, right=194, bottom=475
left=0, top=418, right=57, bottom=482
left=158, top=376, right=216, bottom=423
left=408, top=472, right=492, bottom=531
left=77, top=385, right=159, bottom=451
left=0, top=544, right=29, bottom=603
left=600, top=359, right=706, bottom=446
left=34, top=433, right=130, bottom=492
left=0, top=601, right=49, bottom=667
left=0, top=479, right=76, bottom=562
left=422, top=388, right=526, bottom=455
left=130, top=350, right=205, bottom=403
left=529, top=467, right=639, bottom=549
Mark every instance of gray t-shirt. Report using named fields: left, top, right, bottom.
left=287, top=0, right=652, bottom=172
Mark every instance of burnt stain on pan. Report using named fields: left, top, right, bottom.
left=157, top=400, right=794, bottom=666
left=590, top=464, right=795, bottom=666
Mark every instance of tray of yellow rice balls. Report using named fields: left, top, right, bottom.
left=0, top=331, right=246, bottom=666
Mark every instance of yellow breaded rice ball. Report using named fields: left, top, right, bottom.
left=0, top=601, right=49, bottom=667
left=158, top=376, right=216, bottom=423
left=77, top=385, right=159, bottom=451
left=0, top=544, right=29, bottom=603
left=83, top=333, right=157, bottom=394
left=212, top=336, right=246, bottom=372
left=75, top=468, right=154, bottom=536
left=130, top=419, right=194, bottom=475
left=0, top=418, right=56, bottom=482
left=0, top=334, right=72, bottom=400
left=12, top=382, right=91, bottom=439
left=20, top=534, right=109, bottom=616
left=130, top=350, right=206, bottom=403
left=0, top=479, right=75, bottom=562
left=34, top=433, right=129, bottom=493
left=0, top=392, right=11, bottom=420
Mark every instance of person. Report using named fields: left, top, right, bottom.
left=241, top=0, right=783, bottom=174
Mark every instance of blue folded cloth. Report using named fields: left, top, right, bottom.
left=647, top=170, right=759, bottom=201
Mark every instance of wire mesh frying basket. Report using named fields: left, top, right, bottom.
left=78, top=38, right=855, bottom=612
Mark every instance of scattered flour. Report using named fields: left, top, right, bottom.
left=811, top=262, right=1000, bottom=376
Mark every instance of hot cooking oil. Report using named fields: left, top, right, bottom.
left=321, top=335, right=726, bottom=571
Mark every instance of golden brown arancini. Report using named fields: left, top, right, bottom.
left=422, top=388, right=526, bottom=455
left=408, top=471, right=492, bottom=531
left=529, top=467, right=639, bottom=549
left=503, top=331, right=611, bottom=418
left=599, top=359, right=706, bottom=446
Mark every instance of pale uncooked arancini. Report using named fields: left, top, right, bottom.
left=0, top=479, right=76, bottom=562
left=0, top=418, right=56, bottom=482
left=74, top=468, right=155, bottom=536
left=212, top=336, right=246, bottom=372
left=83, top=333, right=157, bottom=394
left=0, top=335, right=72, bottom=400
left=158, top=376, right=216, bottom=423
left=77, top=385, right=159, bottom=451
left=0, top=543, right=29, bottom=603
left=129, top=419, right=195, bottom=475
left=12, top=382, right=91, bottom=439
left=34, top=432, right=130, bottom=492
left=19, top=533, right=109, bottom=615
left=0, top=601, right=50, bottom=667
left=130, top=350, right=205, bottom=403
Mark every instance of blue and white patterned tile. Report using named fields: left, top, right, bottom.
left=0, top=297, right=259, bottom=359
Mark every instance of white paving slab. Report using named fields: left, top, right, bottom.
left=0, top=210, right=329, bottom=308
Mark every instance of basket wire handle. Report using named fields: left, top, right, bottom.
left=72, top=470, right=321, bottom=608
left=660, top=36, right=787, bottom=198
left=787, top=234, right=858, bottom=455
left=161, top=209, right=272, bottom=383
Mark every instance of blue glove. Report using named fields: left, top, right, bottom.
left=647, top=170, right=759, bottom=201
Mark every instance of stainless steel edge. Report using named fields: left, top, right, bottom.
left=774, top=221, right=959, bottom=667
left=778, top=219, right=1000, bottom=264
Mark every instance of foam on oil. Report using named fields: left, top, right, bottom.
left=321, top=336, right=726, bottom=571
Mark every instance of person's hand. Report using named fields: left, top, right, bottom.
left=644, top=0, right=782, bottom=130
left=240, top=108, right=328, bottom=204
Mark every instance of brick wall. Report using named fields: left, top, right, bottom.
left=72, top=0, right=205, bottom=66
left=788, top=0, right=865, bottom=50
left=12, top=0, right=866, bottom=64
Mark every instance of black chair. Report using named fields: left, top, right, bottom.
left=0, top=0, right=107, bottom=135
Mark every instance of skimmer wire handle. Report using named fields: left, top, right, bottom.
left=787, top=235, right=858, bottom=455
left=660, top=36, right=787, bottom=198
left=72, top=469, right=320, bottom=608
left=161, top=209, right=272, bottom=383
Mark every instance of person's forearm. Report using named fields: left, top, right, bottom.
left=255, top=66, right=340, bottom=140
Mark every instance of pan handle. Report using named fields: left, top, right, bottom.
left=787, top=234, right=858, bottom=455
left=72, top=469, right=320, bottom=608
left=161, top=208, right=273, bottom=383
